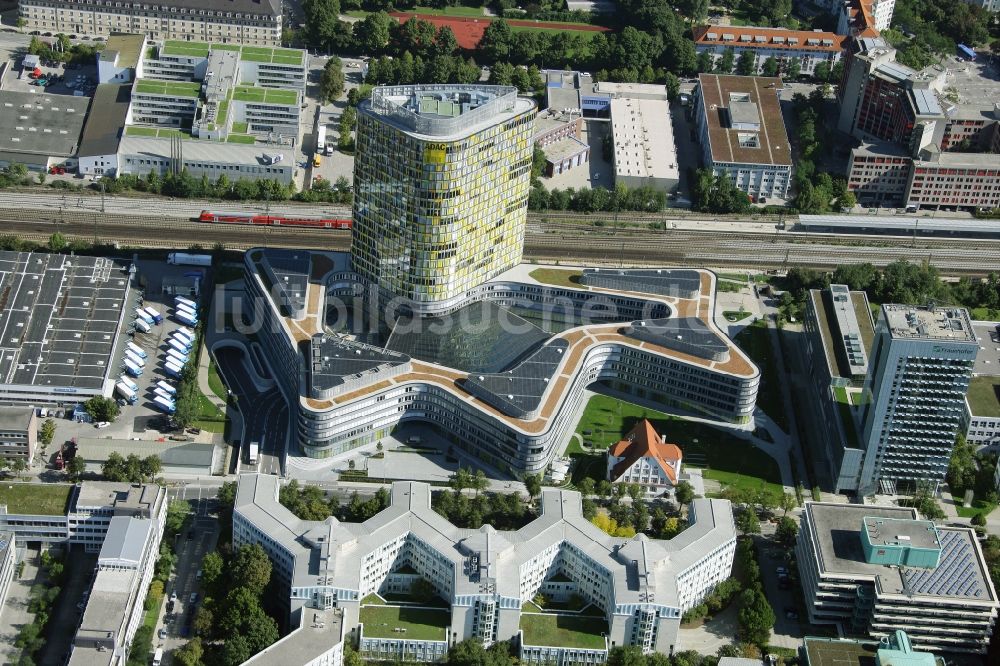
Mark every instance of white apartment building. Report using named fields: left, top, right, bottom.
left=234, top=475, right=737, bottom=663
left=18, top=0, right=281, bottom=46
left=797, top=502, right=998, bottom=654
left=857, top=305, right=978, bottom=495
left=694, top=74, right=793, bottom=201
left=68, top=514, right=163, bottom=665
left=692, top=26, right=846, bottom=77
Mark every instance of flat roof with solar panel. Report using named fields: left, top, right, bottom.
left=0, top=251, right=132, bottom=404
left=805, top=502, right=997, bottom=602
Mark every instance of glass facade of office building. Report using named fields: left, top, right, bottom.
left=352, top=86, right=537, bottom=313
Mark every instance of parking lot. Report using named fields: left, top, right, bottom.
left=44, top=259, right=209, bottom=464
left=1, top=54, right=97, bottom=96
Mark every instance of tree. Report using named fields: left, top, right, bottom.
left=736, top=509, right=761, bottom=535
left=786, top=57, right=801, bottom=80
left=761, top=56, right=779, bottom=77
left=736, top=51, right=756, bottom=76
left=718, top=48, right=735, bottom=74
left=230, top=543, right=272, bottom=596
left=779, top=492, right=797, bottom=516
left=835, top=190, right=857, bottom=212
left=972, top=512, right=988, bottom=527
left=303, top=0, right=343, bottom=49
left=201, top=550, right=224, bottom=589
left=597, top=479, right=612, bottom=499
left=84, top=396, right=119, bottom=422
left=478, top=18, right=513, bottom=62
left=140, top=454, right=162, bottom=481
left=947, top=433, right=977, bottom=494
left=450, top=467, right=472, bottom=493
left=165, top=500, right=190, bottom=536
left=607, top=646, right=646, bottom=666
left=66, top=455, right=86, bottom=481
left=813, top=60, right=830, bottom=82
left=737, top=588, right=775, bottom=646
left=435, top=26, right=459, bottom=56
left=39, top=418, right=56, bottom=447
left=472, top=469, right=488, bottom=497
left=320, top=57, right=345, bottom=103
left=174, top=638, right=204, bottom=666
left=353, top=11, right=392, bottom=54
left=776, top=516, right=798, bottom=546
left=577, top=477, right=596, bottom=497
left=523, top=474, right=542, bottom=500
left=48, top=233, right=67, bottom=253
left=674, top=480, right=695, bottom=507
left=102, top=451, right=127, bottom=482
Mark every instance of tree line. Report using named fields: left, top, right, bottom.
left=279, top=479, right=392, bottom=522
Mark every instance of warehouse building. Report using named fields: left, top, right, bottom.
left=610, top=95, right=679, bottom=192
left=0, top=252, right=133, bottom=407
left=97, top=33, right=145, bottom=85
left=0, top=90, right=89, bottom=172
left=235, top=475, right=736, bottom=661
left=797, top=502, right=998, bottom=654
left=117, top=136, right=293, bottom=184
left=76, top=437, right=223, bottom=476
left=694, top=74, right=793, bottom=201
left=77, top=83, right=132, bottom=177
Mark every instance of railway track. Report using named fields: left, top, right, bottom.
left=1, top=208, right=996, bottom=275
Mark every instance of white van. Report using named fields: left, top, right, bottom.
left=153, top=648, right=163, bottom=666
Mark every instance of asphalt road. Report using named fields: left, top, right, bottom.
left=214, top=346, right=287, bottom=476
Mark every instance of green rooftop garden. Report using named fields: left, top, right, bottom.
left=231, top=121, right=249, bottom=134
left=232, top=85, right=298, bottom=105
left=135, top=79, right=201, bottom=98
left=226, top=134, right=256, bottom=144
left=217, top=99, right=230, bottom=126
left=360, top=605, right=449, bottom=640
left=162, top=40, right=211, bottom=58
left=832, top=386, right=860, bottom=449
left=519, top=613, right=608, bottom=649
left=967, top=376, right=1000, bottom=417
left=0, top=483, right=73, bottom=516
left=125, top=126, right=189, bottom=138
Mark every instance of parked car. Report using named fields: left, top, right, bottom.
left=95, top=421, right=110, bottom=429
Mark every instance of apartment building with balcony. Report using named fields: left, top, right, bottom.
left=692, top=26, right=846, bottom=77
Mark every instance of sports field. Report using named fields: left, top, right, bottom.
left=389, top=12, right=608, bottom=50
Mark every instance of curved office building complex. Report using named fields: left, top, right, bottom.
left=242, top=249, right=760, bottom=475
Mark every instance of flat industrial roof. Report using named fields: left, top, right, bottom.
left=242, top=607, right=344, bottom=665
left=610, top=97, right=679, bottom=183
left=78, top=84, right=131, bottom=158
left=0, top=90, right=89, bottom=157
left=697, top=74, right=792, bottom=167
left=118, top=136, right=293, bottom=166
left=0, top=405, right=34, bottom=431
left=806, top=502, right=996, bottom=602
left=0, top=252, right=131, bottom=393
left=77, top=437, right=219, bottom=470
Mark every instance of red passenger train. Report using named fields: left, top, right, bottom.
left=197, top=210, right=351, bottom=229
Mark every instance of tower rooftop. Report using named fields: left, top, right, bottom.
left=881, top=304, right=976, bottom=343
left=365, top=84, right=535, bottom=139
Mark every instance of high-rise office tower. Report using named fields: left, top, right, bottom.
left=352, top=85, right=537, bottom=314
left=857, top=305, right=977, bottom=494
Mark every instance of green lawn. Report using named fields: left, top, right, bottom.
left=207, top=359, right=228, bottom=402
left=734, top=320, right=789, bottom=432
left=226, top=134, right=257, bottom=144
left=232, top=85, right=298, bottom=105
left=519, top=613, right=608, bottom=649
left=723, top=310, right=752, bottom=322
left=0, top=483, right=73, bottom=515
left=570, top=394, right=783, bottom=496
left=217, top=99, right=230, bottom=126
left=956, top=500, right=997, bottom=519
left=529, top=268, right=583, bottom=288
left=511, top=26, right=600, bottom=43
left=360, top=605, right=449, bottom=640
left=231, top=121, right=249, bottom=134
left=134, top=79, right=201, bottom=98
left=716, top=280, right=743, bottom=293
left=832, top=386, right=860, bottom=449
left=163, top=40, right=210, bottom=57
left=967, top=376, right=1000, bottom=417
left=348, top=5, right=487, bottom=17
